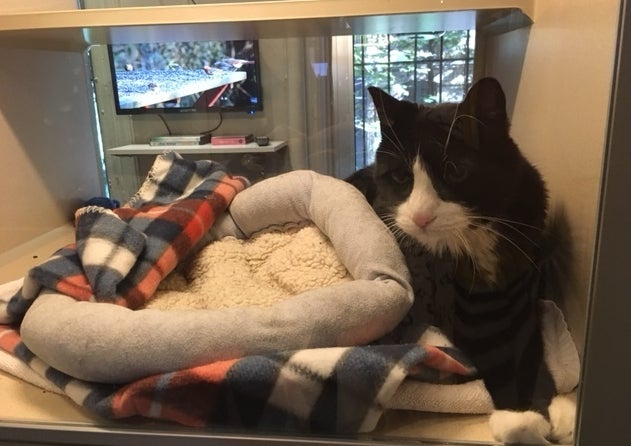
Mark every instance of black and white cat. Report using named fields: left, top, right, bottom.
left=347, top=78, right=575, bottom=444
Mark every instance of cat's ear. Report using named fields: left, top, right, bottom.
left=368, top=87, right=401, bottom=127
left=459, top=78, right=509, bottom=149
left=461, top=77, right=508, bottom=129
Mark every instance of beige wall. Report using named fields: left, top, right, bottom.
left=0, top=43, right=104, bottom=252
left=484, top=0, right=620, bottom=351
left=0, top=4, right=102, bottom=253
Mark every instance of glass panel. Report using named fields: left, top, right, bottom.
left=389, top=34, right=416, bottom=63
left=417, top=32, right=442, bottom=60
left=390, top=63, right=415, bottom=100
left=362, top=34, right=389, bottom=64
left=354, top=30, right=474, bottom=164
left=0, top=2, right=620, bottom=446
left=441, top=60, right=469, bottom=102
left=417, top=61, right=441, bottom=103
left=442, top=30, right=470, bottom=59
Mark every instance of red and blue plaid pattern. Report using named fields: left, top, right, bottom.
left=1, top=152, right=248, bottom=321
left=0, top=152, right=476, bottom=433
left=0, top=324, right=473, bottom=433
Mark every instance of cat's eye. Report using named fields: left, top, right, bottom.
left=389, top=168, right=411, bottom=185
left=444, top=161, right=468, bottom=183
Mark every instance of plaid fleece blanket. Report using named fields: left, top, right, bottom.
left=0, top=152, right=475, bottom=433
left=1, top=151, right=248, bottom=320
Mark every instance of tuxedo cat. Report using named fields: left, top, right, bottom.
left=347, top=78, right=574, bottom=444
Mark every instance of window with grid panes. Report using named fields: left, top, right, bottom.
left=353, top=30, right=476, bottom=169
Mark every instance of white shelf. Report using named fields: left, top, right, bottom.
left=0, top=0, right=534, bottom=51
left=108, top=140, right=287, bottom=156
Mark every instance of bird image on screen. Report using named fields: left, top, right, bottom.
left=108, top=39, right=262, bottom=114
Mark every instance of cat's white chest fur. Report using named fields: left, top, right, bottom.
left=394, top=158, right=498, bottom=281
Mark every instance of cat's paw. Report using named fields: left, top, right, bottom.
left=548, top=393, right=576, bottom=444
left=489, top=410, right=551, bottom=444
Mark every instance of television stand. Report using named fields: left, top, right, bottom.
left=108, top=140, right=287, bottom=156
left=107, top=141, right=289, bottom=201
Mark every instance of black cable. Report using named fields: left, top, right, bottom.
left=206, top=108, right=224, bottom=134
left=158, top=109, right=222, bottom=137
left=157, top=114, right=173, bottom=135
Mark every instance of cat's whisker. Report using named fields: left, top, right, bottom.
left=379, top=149, right=413, bottom=169
left=379, top=213, right=412, bottom=245
left=381, top=132, right=406, bottom=156
left=470, top=215, right=544, bottom=231
left=443, top=104, right=461, bottom=156
left=380, top=213, right=430, bottom=253
left=456, top=232, right=482, bottom=291
left=443, top=111, right=485, bottom=156
left=469, top=216, right=541, bottom=247
left=469, top=222, right=539, bottom=271
left=396, top=231, right=418, bottom=251
left=456, top=113, right=484, bottom=125
left=379, top=136, right=414, bottom=170
left=378, top=212, right=397, bottom=227
left=375, top=92, right=408, bottom=161
left=460, top=229, right=475, bottom=257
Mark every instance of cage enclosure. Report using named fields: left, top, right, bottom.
left=0, top=1, right=629, bottom=445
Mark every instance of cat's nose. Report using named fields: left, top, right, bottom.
left=412, top=213, right=436, bottom=229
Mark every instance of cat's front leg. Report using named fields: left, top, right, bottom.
left=489, top=409, right=552, bottom=444
left=489, top=393, right=576, bottom=445
left=548, top=393, right=577, bottom=444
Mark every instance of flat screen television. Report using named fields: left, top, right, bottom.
left=108, top=40, right=262, bottom=114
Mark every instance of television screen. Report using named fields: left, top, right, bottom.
left=108, top=40, right=262, bottom=114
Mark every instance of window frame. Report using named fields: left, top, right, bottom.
left=351, top=30, right=477, bottom=170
